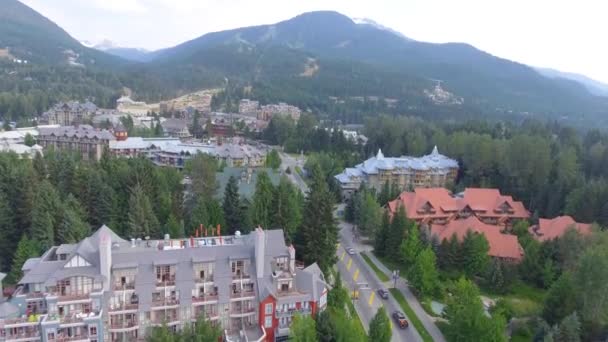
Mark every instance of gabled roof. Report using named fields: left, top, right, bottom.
left=431, top=216, right=523, bottom=261
left=461, top=188, right=529, bottom=218
left=530, top=216, right=592, bottom=242
left=387, top=188, right=456, bottom=220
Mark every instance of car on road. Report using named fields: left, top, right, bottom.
left=377, top=288, right=389, bottom=299
left=346, top=247, right=356, bottom=255
left=392, top=311, right=409, bottom=329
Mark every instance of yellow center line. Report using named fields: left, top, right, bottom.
left=353, top=269, right=360, bottom=281
left=368, top=291, right=375, bottom=306
left=346, top=258, right=352, bottom=270
left=341, top=251, right=346, bottom=260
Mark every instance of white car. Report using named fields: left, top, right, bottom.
left=346, top=247, right=356, bottom=255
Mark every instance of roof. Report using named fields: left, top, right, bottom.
left=530, top=216, right=592, bottom=241
left=38, top=125, right=116, bottom=141
left=216, top=168, right=281, bottom=200
left=431, top=216, right=524, bottom=261
left=335, top=146, right=458, bottom=183
left=387, top=187, right=530, bottom=222
left=161, top=118, right=189, bottom=132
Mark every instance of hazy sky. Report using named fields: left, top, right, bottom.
left=19, top=0, right=608, bottom=83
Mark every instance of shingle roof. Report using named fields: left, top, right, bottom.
left=431, top=216, right=524, bottom=260
left=38, top=125, right=116, bottom=141
left=530, top=216, right=592, bottom=241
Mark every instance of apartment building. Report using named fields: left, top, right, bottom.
left=40, top=101, right=99, bottom=126
left=0, top=226, right=327, bottom=342
left=335, top=147, right=459, bottom=201
left=37, top=125, right=116, bottom=161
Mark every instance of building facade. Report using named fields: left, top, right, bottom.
left=40, top=102, right=99, bottom=126
left=37, top=125, right=116, bottom=161
left=0, top=226, right=327, bottom=342
left=335, top=147, right=459, bottom=201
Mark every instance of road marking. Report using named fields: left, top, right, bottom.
left=341, top=251, right=345, bottom=260
left=346, top=258, right=352, bottom=270
left=353, top=269, right=360, bottom=281
left=389, top=320, right=393, bottom=330
left=368, top=291, right=375, bottom=306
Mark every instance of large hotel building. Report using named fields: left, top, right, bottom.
left=334, top=147, right=459, bottom=200
left=0, top=226, right=327, bottom=342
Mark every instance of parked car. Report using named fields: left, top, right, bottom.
left=377, top=288, right=389, bottom=299
left=392, top=311, right=409, bottom=329
left=346, top=247, right=356, bottom=255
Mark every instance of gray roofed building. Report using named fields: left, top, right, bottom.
left=216, top=168, right=281, bottom=200
left=334, top=146, right=459, bottom=201
left=4, top=225, right=327, bottom=342
left=37, top=125, right=116, bottom=161
left=161, top=118, right=191, bottom=138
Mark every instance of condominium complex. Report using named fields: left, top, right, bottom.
left=0, top=226, right=327, bottom=342
left=334, top=147, right=459, bottom=200
left=37, top=125, right=116, bottom=161
left=237, top=99, right=301, bottom=122
left=40, top=101, right=99, bottom=126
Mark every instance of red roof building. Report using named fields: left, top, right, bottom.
left=529, top=216, right=592, bottom=242
left=431, top=216, right=524, bottom=262
left=387, top=187, right=530, bottom=226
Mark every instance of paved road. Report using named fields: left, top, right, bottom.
left=338, top=207, right=447, bottom=342
left=279, top=152, right=309, bottom=194
left=337, top=235, right=424, bottom=341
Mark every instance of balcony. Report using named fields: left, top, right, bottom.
left=193, top=310, right=219, bottom=321
left=108, top=303, right=138, bottom=313
left=229, top=307, right=256, bottom=318
left=151, top=298, right=179, bottom=308
left=4, top=330, right=41, bottom=341
left=191, top=293, right=218, bottom=304
left=24, top=292, right=45, bottom=300
left=276, top=324, right=291, bottom=337
left=113, top=283, right=135, bottom=291
left=194, top=276, right=214, bottom=283
left=230, top=289, right=255, bottom=299
left=55, top=334, right=89, bottom=342
left=275, top=307, right=312, bottom=318
left=56, top=293, right=91, bottom=303
left=156, top=277, right=176, bottom=287
left=232, top=272, right=250, bottom=280
left=1, top=315, right=40, bottom=327
left=150, top=316, right=179, bottom=326
left=108, top=320, right=139, bottom=332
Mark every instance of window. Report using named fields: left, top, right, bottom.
left=264, top=316, right=273, bottom=328
left=265, top=303, right=273, bottom=315
left=90, top=327, right=97, bottom=336
left=64, top=255, right=91, bottom=268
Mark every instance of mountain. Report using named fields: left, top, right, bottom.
left=351, top=17, right=412, bottom=41
left=535, top=67, right=608, bottom=97
left=83, top=39, right=153, bottom=62
left=151, top=11, right=608, bottom=124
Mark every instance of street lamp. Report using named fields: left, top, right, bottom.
left=392, top=270, right=400, bottom=289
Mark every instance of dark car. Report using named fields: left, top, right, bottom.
left=392, top=311, right=409, bottom=329
left=377, top=288, right=389, bottom=299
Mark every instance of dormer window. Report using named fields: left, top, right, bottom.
left=64, top=255, right=91, bottom=268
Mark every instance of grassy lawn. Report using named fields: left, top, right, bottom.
left=373, top=252, right=409, bottom=278
left=345, top=294, right=367, bottom=334
left=480, top=281, right=545, bottom=317
left=361, top=252, right=390, bottom=282
left=389, top=289, right=434, bottom=342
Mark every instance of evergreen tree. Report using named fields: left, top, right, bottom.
left=344, top=197, right=356, bottom=223
left=377, top=180, right=391, bottom=206
left=7, top=235, right=38, bottom=284
left=58, top=195, right=90, bottom=243
left=400, top=223, right=422, bottom=265
left=127, top=184, right=160, bottom=238
left=368, top=307, right=391, bottom=342
left=265, top=149, right=282, bottom=170
left=556, top=313, right=581, bottom=342
left=222, top=175, right=242, bottom=234
left=31, top=208, right=54, bottom=251
left=297, top=165, right=338, bottom=274
left=240, top=198, right=253, bottom=233
left=374, top=210, right=390, bottom=257
left=272, top=176, right=302, bottom=242
left=251, top=171, right=274, bottom=228
left=357, top=191, right=381, bottom=237
left=165, top=214, right=184, bottom=238
left=461, top=230, right=490, bottom=278
left=316, top=309, right=336, bottom=342
left=386, top=205, right=407, bottom=260
left=206, top=199, right=226, bottom=231
left=289, top=314, right=317, bottom=342
left=543, top=273, right=577, bottom=325
left=180, top=316, right=223, bottom=341
left=0, top=192, right=16, bottom=269
left=190, top=197, right=209, bottom=233
left=408, top=247, right=440, bottom=298
left=186, top=154, right=218, bottom=199
left=486, top=259, right=506, bottom=293
left=23, top=133, right=35, bottom=147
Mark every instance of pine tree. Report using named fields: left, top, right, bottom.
left=58, top=196, right=90, bottom=244
left=556, top=313, right=581, bottom=342
left=190, top=197, right=209, bottom=234
left=358, top=191, right=381, bottom=237
left=7, top=235, right=38, bottom=284
left=222, top=175, right=242, bottom=234
left=297, top=164, right=338, bottom=274
left=0, top=192, right=17, bottom=269
left=206, top=199, right=226, bottom=231
left=368, top=307, right=392, bottom=342
left=316, top=310, right=336, bottom=342
left=374, top=210, right=390, bottom=256
left=486, top=259, right=506, bottom=293
left=400, top=223, right=422, bottom=265
left=272, top=176, right=302, bottom=242
left=378, top=180, right=391, bottom=206
left=165, top=214, right=184, bottom=238
left=461, top=230, right=490, bottom=278
left=386, top=205, right=407, bottom=260
left=408, top=248, right=440, bottom=298
left=127, top=184, right=160, bottom=238
left=251, top=171, right=274, bottom=228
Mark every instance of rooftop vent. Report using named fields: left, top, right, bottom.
left=235, top=231, right=241, bottom=238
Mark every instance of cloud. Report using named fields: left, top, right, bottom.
left=91, top=0, right=148, bottom=13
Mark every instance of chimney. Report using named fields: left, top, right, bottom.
left=99, top=232, right=112, bottom=291
left=289, top=245, right=296, bottom=273
left=255, top=227, right=265, bottom=279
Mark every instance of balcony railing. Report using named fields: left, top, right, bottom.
left=4, top=330, right=40, bottom=340
left=230, top=289, right=255, bottom=299
left=193, top=310, right=219, bottom=320
left=109, top=320, right=138, bottom=329
left=156, top=277, right=176, bottom=287
left=113, top=283, right=135, bottom=291
left=55, top=334, right=88, bottom=342
left=1, top=315, right=40, bottom=326
left=108, top=303, right=138, bottom=312
left=56, top=293, right=90, bottom=302
left=151, top=298, right=179, bottom=307
left=194, top=276, right=214, bottom=283
left=24, top=292, right=45, bottom=299
left=191, top=293, right=218, bottom=303
left=276, top=307, right=312, bottom=318
left=232, top=272, right=250, bottom=280
left=230, top=307, right=256, bottom=316
left=150, top=316, right=179, bottom=325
